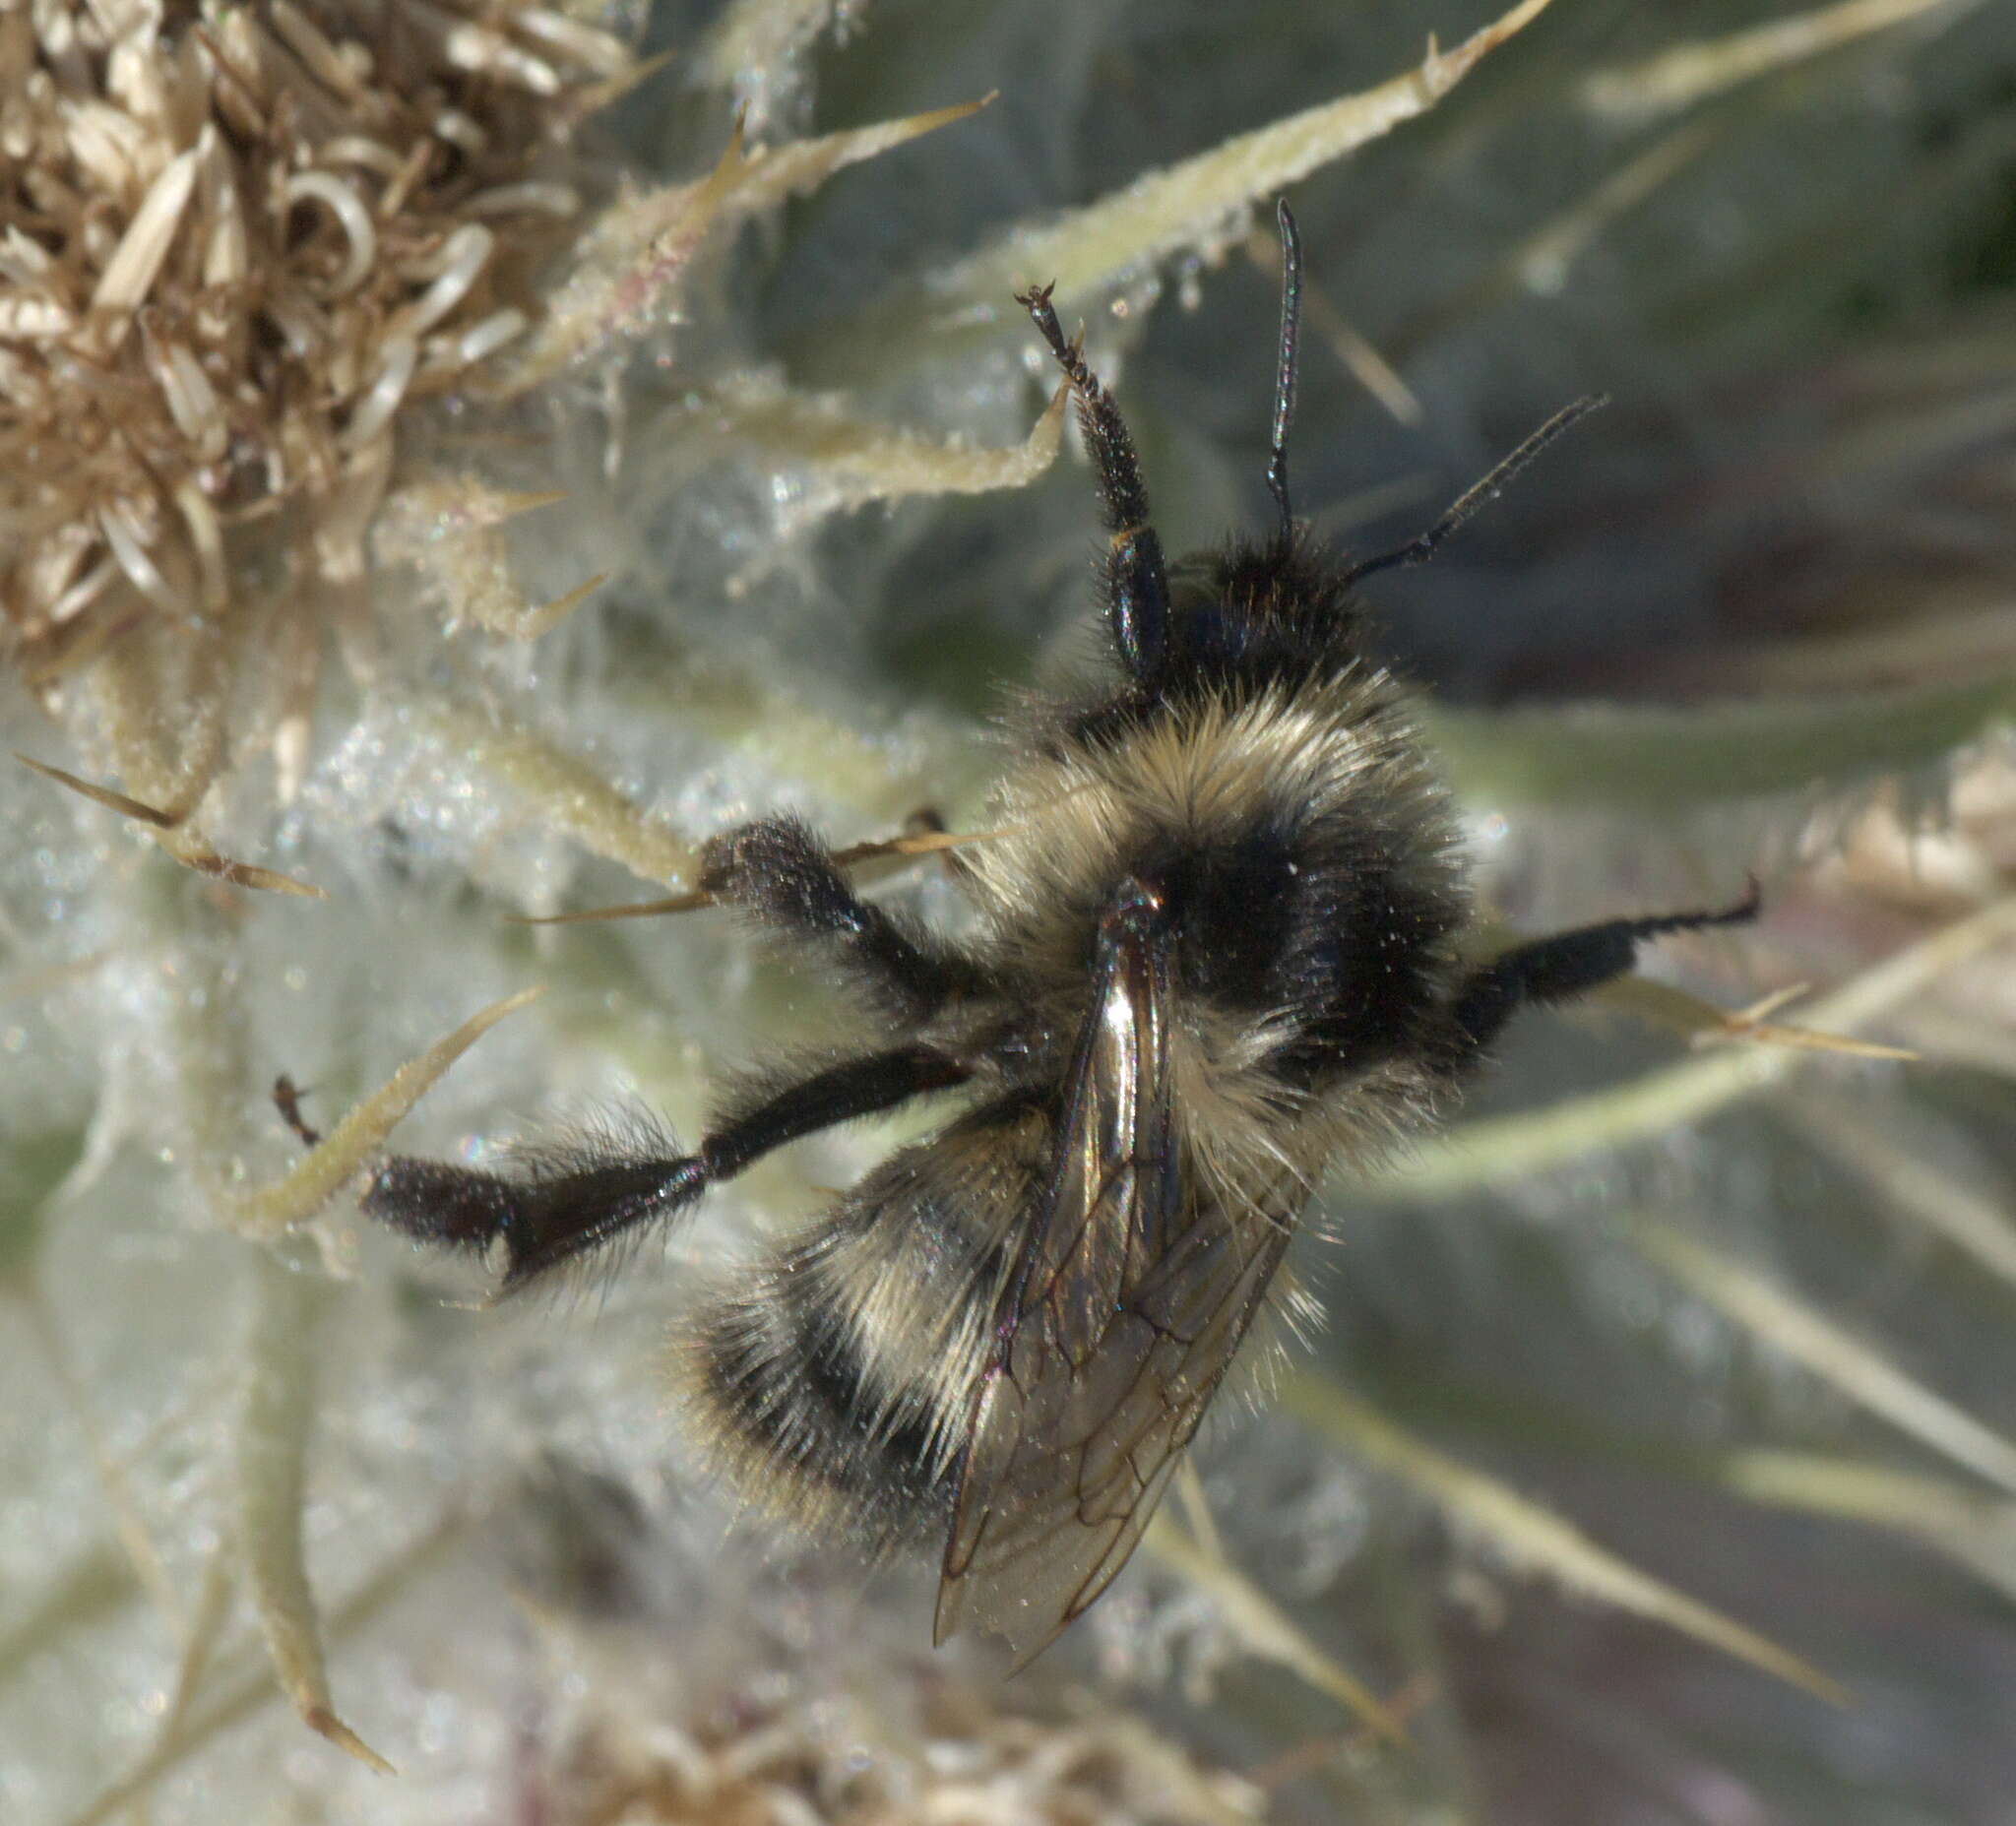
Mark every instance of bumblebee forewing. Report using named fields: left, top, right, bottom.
left=936, top=881, right=1294, bottom=1663
left=1036, top=887, right=1174, bottom=1366
left=934, top=1228, right=1291, bottom=1661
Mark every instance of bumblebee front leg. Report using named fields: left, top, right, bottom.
left=1451, top=882, right=1761, bottom=1054
left=363, top=1044, right=972, bottom=1291
left=700, top=816, right=986, bottom=1024
left=1018, top=283, right=1171, bottom=690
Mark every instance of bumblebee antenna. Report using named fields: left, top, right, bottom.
left=1342, top=393, right=1608, bottom=588
left=1266, top=198, right=1302, bottom=544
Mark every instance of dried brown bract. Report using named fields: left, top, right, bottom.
left=1, top=0, right=629, bottom=663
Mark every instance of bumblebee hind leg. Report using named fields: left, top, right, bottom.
left=363, top=1044, right=973, bottom=1291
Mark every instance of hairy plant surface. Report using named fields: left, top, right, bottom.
left=3, top=2, right=2013, bottom=1822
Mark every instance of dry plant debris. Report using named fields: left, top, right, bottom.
left=525, top=1673, right=1265, bottom=1826
left=2, top=0, right=628, bottom=663
left=2, top=0, right=637, bottom=886
left=1, top=1, right=1020, bottom=887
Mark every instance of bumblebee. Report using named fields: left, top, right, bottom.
left=359, top=202, right=1755, bottom=1661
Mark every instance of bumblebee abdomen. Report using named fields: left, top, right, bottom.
left=679, top=1261, right=957, bottom=1549
left=670, top=1095, right=1046, bottom=1554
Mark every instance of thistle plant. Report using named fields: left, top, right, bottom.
left=3, top=1, right=2013, bottom=1822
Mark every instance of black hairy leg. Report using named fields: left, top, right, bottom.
left=363, top=1044, right=973, bottom=1291
left=1452, top=879, right=1762, bottom=1054
left=1017, top=283, right=1171, bottom=689
left=699, top=816, right=987, bottom=1024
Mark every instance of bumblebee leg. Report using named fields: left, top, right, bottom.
left=701, top=816, right=984, bottom=1023
left=1451, top=881, right=1761, bottom=1053
left=363, top=1044, right=972, bottom=1291
left=1017, top=284, right=1171, bottom=689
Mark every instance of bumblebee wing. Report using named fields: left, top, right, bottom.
left=934, top=883, right=1295, bottom=1662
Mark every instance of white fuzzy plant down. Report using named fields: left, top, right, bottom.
left=6, top=0, right=2016, bottom=1822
